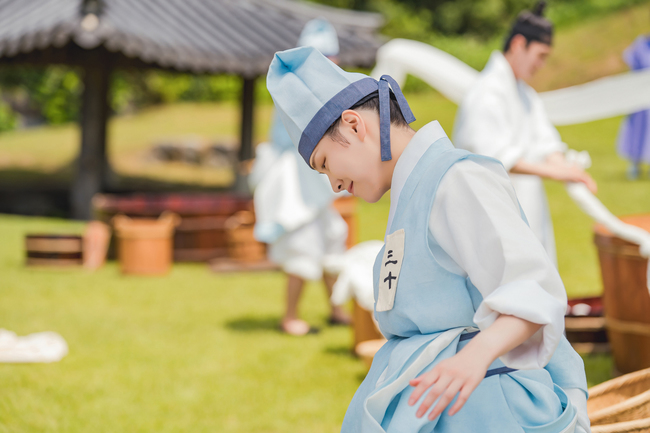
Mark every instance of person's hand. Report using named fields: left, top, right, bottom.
left=407, top=316, right=542, bottom=421
left=407, top=346, right=490, bottom=420
left=512, top=153, right=598, bottom=193
left=545, top=161, right=598, bottom=194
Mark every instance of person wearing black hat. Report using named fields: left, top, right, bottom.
left=454, top=1, right=597, bottom=267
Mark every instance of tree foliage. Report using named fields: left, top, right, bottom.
left=311, top=0, right=650, bottom=38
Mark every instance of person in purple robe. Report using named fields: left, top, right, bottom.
left=617, top=34, right=650, bottom=179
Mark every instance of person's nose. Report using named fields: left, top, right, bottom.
left=327, top=174, right=343, bottom=193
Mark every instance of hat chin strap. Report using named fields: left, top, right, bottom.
left=378, top=75, right=416, bottom=161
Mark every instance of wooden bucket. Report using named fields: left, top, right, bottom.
left=333, top=196, right=359, bottom=249
left=113, top=212, right=180, bottom=275
left=25, top=234, right=83, bottom=266
left=224, top=211, right=266, bottom=262
left=594, top=215, right=650, bottom=373
left=588, top=367, right=650, bottom=426
left=355, top=339, right=387, bottom=369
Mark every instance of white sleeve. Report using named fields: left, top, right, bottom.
left=428, top=159, right=567, bottom=369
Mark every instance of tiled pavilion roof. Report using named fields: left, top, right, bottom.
left=0, top=0, right=383, bottom=75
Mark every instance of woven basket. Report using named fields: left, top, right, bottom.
left=589, top=367, right=650, bottom=425
left=592, top=418, right=650, bottom=433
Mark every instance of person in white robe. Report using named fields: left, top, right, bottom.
left=453, top=1, right=597, bottom=265
left=249, top=19, right=350, bottom=336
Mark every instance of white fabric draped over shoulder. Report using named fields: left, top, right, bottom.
left=428, top=159, right=567, bottom=370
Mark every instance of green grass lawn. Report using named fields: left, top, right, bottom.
left=0, top=215, right=367, bottom=433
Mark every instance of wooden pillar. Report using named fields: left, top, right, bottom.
left=71, top=49, right=110, bottom=220
left=238, top=76, right=256, bottom=162
left=232, top=76, right=256, bottom=193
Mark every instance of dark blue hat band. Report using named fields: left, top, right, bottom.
left=298, top=75, right=416, bottom=167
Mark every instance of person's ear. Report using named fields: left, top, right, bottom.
left=512, top=34, right=527, bottom=53
left=341, top=109, right=366, bottom=141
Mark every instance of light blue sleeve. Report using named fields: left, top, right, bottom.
left=544, top=336, right=589, bottom=396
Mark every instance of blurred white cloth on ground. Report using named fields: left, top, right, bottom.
left=0, top=329, right=68, bottom=363
left=326, top=240, right=384, bottom=312
left=372, top=38, right=650, bottom=125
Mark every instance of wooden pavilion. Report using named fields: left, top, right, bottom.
left=0, top=0, right=383, bottom=219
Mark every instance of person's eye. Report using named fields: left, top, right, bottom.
left=321, top=159, right=326, bottom=170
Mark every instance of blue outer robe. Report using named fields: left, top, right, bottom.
left=341, top=134, right=587, bottom=433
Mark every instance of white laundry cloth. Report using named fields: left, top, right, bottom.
left=372, top=38, right=650, bottom=125
left=0, top=329, right=68, bottom=363
left=327, top=240, right=384, bottom=312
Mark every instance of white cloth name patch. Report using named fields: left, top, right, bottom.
left=376, top=229, right=405, bottom=312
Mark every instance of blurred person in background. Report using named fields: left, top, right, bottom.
left=249, top=19, right=351, bottom=336
left=453, top=1, right=597, bottom=266
left=617, top=27, right=650, bottom=179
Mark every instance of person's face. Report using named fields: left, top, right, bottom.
left=509, top=36, right=552, bottom=82
left=309, top=110, right=391, bottom=203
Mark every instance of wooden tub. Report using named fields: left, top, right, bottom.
left=594, top=215, right=650, bottom=373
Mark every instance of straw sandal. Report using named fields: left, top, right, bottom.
left=280, top=319, right=319, bottom=336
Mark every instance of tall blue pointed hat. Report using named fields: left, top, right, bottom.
left=266, top=46, right=415, bottom=166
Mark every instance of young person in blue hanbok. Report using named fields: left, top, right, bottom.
left=617, top=33, right=650, bottom=179
left=267, top=46, right=591, bottom=432
left=249, top=19, right=350, bottom=336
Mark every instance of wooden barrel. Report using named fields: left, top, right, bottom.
left=113, top=213, right=180, bottom=275
left=352, top=300, right=384, bottom=348
left=333, top=195, right=359, bottom=249
left=25, top=234, right=83, bottom=266
left=93, top=193, right=252, bottom=262
left=594, top=215, right=650, bottom=373
left=224, top=211, right=266, bottom=262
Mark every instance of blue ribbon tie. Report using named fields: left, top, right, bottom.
left=378, top=75, right=416, bottom=162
